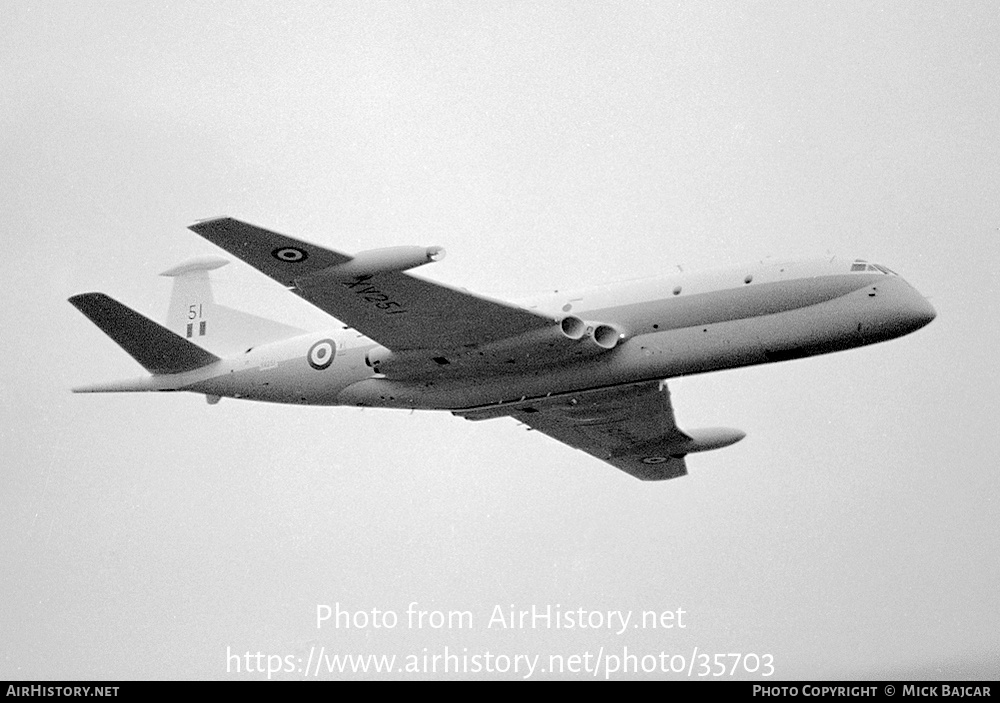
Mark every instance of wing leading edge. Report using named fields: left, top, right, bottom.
left=188, top=217, right=554, bottom=351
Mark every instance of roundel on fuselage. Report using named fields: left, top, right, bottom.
left=307, top=339, right=336, bottom=370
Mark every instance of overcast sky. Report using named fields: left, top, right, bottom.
left=2, top=1, right=998, bottom=680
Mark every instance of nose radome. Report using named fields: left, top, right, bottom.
left=907, top=292, right=937, bottom=330
left=870, top=277, right=937, bottom=341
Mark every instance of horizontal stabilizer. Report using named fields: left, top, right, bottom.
left=69, top=293, right=221, bottom=375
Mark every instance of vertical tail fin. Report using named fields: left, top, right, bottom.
left=161, top=257, right=307, bottom=356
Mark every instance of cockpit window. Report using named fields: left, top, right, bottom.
left=850, top=260, right=897, bottom=275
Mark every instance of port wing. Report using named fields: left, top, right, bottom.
left=188, top=217, right=553, bottom=351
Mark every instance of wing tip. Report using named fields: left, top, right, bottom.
left=187, top=216, right=235, bottom=232
left=68, top=291, right=106, bottom=308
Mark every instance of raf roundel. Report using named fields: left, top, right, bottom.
left=307, top=339, right=336, bottom=370
left=272, top=246, right=308, bottom=263
left=642, top=456, right=669, bottom=465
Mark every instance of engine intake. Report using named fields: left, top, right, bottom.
left=592, top=324, right=622, bottom=349
left=560, top=316, right=623, bottom=350
left=560, top=316, right=587, bottom=340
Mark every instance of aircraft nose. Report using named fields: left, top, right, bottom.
left=905, top=291, right=937, bottom=331
left=866, top=277, right=937, bottom=342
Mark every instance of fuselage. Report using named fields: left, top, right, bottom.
left=179, top=256, right=935, bottom=410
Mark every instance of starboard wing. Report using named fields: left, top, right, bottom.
left=456, top=381, right=695, bottom=481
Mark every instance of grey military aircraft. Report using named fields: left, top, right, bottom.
left=70, top=218, right=936, bottom=480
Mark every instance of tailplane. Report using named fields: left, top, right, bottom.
left=69, top=293, right=221, bottom=375
left=160, top=257, right=306, bottom=356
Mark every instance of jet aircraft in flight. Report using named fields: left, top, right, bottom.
left=70, top=218, right=936, bottom=480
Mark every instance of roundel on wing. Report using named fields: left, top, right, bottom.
left=272, top=246, right=308, bottom=263
left=641, top=456, right=669, bottom=465
left=307, top=339, right=336, bottom=370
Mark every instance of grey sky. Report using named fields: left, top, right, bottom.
left=2, top=1, right=998, bottom=680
